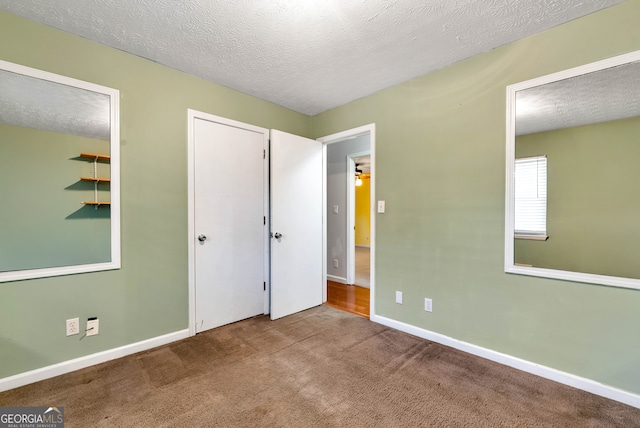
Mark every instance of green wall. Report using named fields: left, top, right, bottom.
left=0, top=10, right=309, bottom=378
left=312, top=1, right=640, bottom=395
left=0, top=124, right=111, bottom=271
left=515, top=116, right=640, bottom=279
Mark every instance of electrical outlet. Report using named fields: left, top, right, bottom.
left=66, top=318, right=80, bottom=336
left=86, top=318, right=99, bottom=336
left=333, top=205, right=339, bottom=214
left=333, top=259, right=339, bottom=268
left=395, top=291, right=403, bottom=304
left=424, top=298, right=433, bottom=312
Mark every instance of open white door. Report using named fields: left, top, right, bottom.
left=270, top=130, right=323, bottom=320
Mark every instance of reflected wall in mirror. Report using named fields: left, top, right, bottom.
left=505, top=50, right=640, bottom=290
left=0, top=60, right=120, bottom=282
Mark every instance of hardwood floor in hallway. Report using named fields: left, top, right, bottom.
left=325, top=280, right=370, bottom=318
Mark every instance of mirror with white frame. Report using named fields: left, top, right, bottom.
left=0, top=60, right=120, bottom=282
left=505, top=50, right=640, bottom=290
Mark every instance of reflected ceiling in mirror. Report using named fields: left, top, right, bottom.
left=516, top=60, right=640, bottom=136
left=505, top=50, right=640, bottom=290
left=0, top=60, right=120, bottom=282
left=0, top=69, right=110, bottom=140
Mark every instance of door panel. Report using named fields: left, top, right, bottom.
left=270, top=130, right=323, bottom=320
left=194, top=118, right=266, bottom=332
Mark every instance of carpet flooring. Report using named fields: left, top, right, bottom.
left=1, top=306, right=639, bottom=427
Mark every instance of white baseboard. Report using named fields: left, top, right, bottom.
left=327, top=275, right=348, bottom=284
left=371, top=315, right=640, bottom=409
left=0, top=329, right=189, bottom=393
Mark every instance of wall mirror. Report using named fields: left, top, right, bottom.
left=505, top=50, right=640, bottom=290
left=0, top=60, right=120, bottom=282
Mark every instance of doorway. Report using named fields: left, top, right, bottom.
left=348, top=152, right=371, bottom=289
left=319, top=125, right=375, bottom=318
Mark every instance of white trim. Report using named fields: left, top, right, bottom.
left=0, top=59, right=121, bottom=283
left=327, top=274, right=348, bottom=284
left=263, top=133, right=271, bottom=315
left=0, top=330, right=189, bottom=393
left=505, top=49, right=640, bottom=291
left=346, top=150, right=371, bottom=286
left=321, top=144, right=328, bottom=302
left=371, top=314, right=640, bottom=409
left=317, top=124, right=376, bottom=318
left=187, top=110, right=270, bottom=336
left=347, top=157, right=356, bottom=285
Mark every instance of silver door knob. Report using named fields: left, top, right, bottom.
left=274, top=232, right=282, bottom=239
left=197, top=234, right=207, bottom=242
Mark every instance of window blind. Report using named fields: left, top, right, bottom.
left=514, top=156, right=547, bottom=236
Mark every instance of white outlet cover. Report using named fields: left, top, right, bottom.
left=425, top=298, right=433, bottom=312
left=395, top=291, right=403, bottom=304
left=66, top=318, right=80, bottom=336
left=378, top=200, right=385, bottom=213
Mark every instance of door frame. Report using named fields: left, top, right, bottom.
left=317, top=124, right=376, bottom=316
left=187, top=113, right=376, bottom=334
left=346, top=150, right=371, bottom=285
left=187, top=109, right=270, bottom=336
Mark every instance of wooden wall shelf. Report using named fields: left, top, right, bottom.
left=83, top=202, right=111, bottom=207
left=80, top=152, right=111, bottom=209
left=80, top=177, right=111, bottom=183
left=80, top=152, right=111, bottom=162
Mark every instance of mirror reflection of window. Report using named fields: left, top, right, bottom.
left=506, top=50, right=640, bottom=289
left=514, top=156, right=547, bottom=238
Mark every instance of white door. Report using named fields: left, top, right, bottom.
left=193, top=117, right=267, bottom=332
left=270, top=130, right=323, bottom=320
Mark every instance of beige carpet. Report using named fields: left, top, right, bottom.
left=1, top=306, right=639, bottom=427
left=354, top=246, right=370, bottom=288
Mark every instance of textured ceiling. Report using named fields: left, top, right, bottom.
left=0, top=69, right=110, bottom=140
left=516, top=60, right=640, bottom=136
left=0, top=0, right=624, bottom=115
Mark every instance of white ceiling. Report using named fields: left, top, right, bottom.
left=0, top=0, right=624, bottom=115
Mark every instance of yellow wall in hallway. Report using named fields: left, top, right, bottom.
left=355, top=177, right=370, bottom=246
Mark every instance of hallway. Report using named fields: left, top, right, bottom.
left=354, top=246, right=370, bottom=288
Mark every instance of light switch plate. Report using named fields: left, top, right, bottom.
left=333, top=205, right=339, bottom=214
left=378, top=200, right=385, bottom=213
left=395, top=291, right=403, bottom=304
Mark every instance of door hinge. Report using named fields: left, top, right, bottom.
left=264, top=282, right=266, bottom=291
left=263, top=149, right=266, bottom=159
left=264, top=216, right=266, bottom=225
